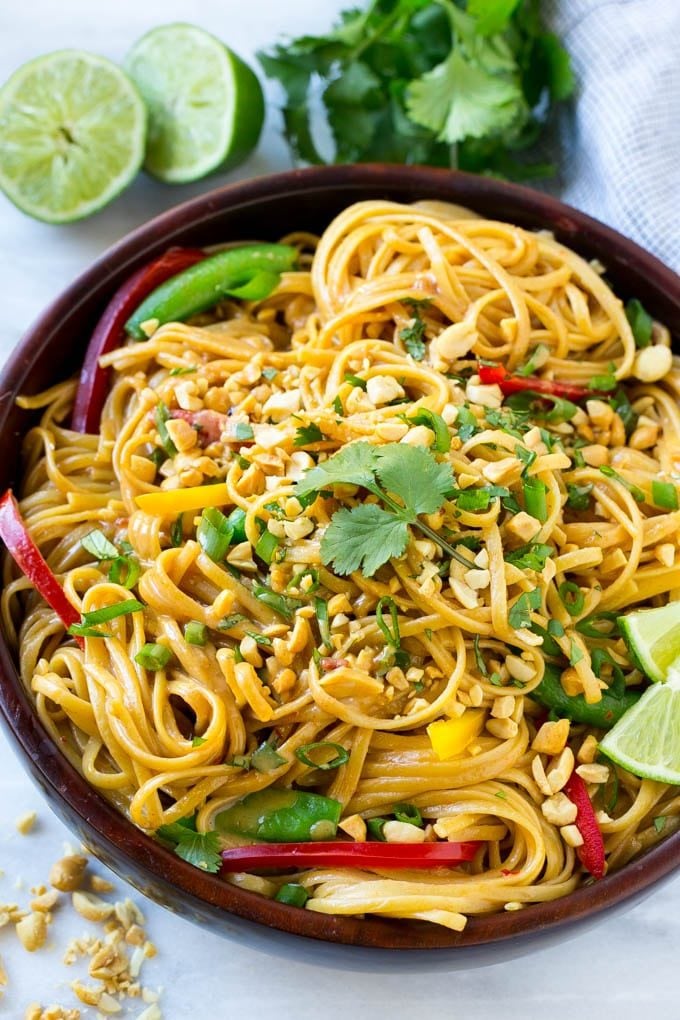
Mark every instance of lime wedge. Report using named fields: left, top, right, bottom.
left=619, top=602, right=680, bottom=683
left=599, top=669, right=680, bottom=784
left=0, top=50, right=146, bottom=223
left=124, top=24, right=264, bottom=184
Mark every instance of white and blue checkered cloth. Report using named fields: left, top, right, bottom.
left=547, top=0, right=680, bottom=271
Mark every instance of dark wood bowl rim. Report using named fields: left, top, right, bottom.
left=1, top=164, right=679, bottom=952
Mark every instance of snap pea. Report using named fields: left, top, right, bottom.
left=531, top=663, right=641, bottom=730
left=214, top=787, right=341, bottom=842
left=125, top=243, right=298, bottom=339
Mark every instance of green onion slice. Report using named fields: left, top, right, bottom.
left=295, top=741, right=350, bottom=771
left=197, top=507, right=233, bottom=562
left=108, top=556, right=141, bottom=590
left=184, top=621, right=207, bottom=646
left=651, top=479, right=679, bottom=511
left=393, top=803, right=423, bottom=827
left=558, top=581, right=585, bottom=617
left=68, top=599, right=144, bottom=637
left=135, top=642, right=172, bottom=670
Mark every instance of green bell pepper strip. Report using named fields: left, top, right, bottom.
left=214, top=787, right=341, bottom=842
left=125, top=243, right=298, bottom=339
left=531, top=663, right=641, bottom=729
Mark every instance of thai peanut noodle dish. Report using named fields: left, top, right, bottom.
left=3, top=198, right=680, bottom=934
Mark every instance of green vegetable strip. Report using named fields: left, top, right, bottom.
left=523, top=476, right=548, bottom=522
left=255, top=528, right=280, bottom=565
left=125, top=244, right=298, bottom=339
left=108, top=556, right=141, bottom=590
left=652, top=480, right=679, bottom=511
left=532, top=664, right=640, bottom=729
left=315, top=596, right=332, bottom=649
left=155, top=402, right=177, bottom=457
left=215, top=788, right=342, bottom=842
left=68, top=599, right=143, bottom=637
left=197, top=507, right=233, bottom=562
left=227, top=507, right=248, bottom=545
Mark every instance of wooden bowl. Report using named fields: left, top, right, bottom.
left=1, top=165, right=679, bottom=961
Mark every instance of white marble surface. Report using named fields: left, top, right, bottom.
left=1, top=2, right=679, bottom=1017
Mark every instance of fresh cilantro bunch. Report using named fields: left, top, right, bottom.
left=258, top=0, right=574, bottom=179
left=295, top=441, right=470, bottom=576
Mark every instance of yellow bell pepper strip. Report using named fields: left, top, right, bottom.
left=427, top=708, right=485, bottom=761
left=135, top=483, right=230, bottom=517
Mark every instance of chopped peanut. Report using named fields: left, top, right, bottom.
left=338, top=815, right=367, bottom=842
left=532, top=718, right=570, bottom=755
left=16, top=911, right=48, bottom=952
left=541, top=792, right=578, bottom=827
left=49, top=856, right=87, bottom=893
left=576, top=763, right=610, bottom=784
left=560, top=824, right=584, bottom=848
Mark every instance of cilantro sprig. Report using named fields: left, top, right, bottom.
left=157, top=816, right=221, bottom=874
left=295, top=441, right=469, bottom=576
left=258, top=0, right=573, bottom=179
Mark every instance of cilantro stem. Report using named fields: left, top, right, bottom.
left=376, top=489, right=471, bottom=568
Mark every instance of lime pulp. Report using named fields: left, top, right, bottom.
left=0, top=50, right=146, bottom=223
left=124, top=23, right=265, bottom=184
left=619, top=602, right=680, bottom=683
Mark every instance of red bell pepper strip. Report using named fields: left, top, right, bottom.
left=0, top=490, right=84, bottom=648
left=220, top=840, right=480, bottom=872
left=71, top=247, right=205, bottom=434
left=478, top=363, right=595, bottom=403
left=564, top=771, right=606, bottom=879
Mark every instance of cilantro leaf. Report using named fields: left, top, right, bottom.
left=172, top=830, right=221, bottom=873
left=400, top=313, right=427, bottom=360
left=625, top=298, right=653, bottom=348
left=375, top=443, right=454, bottom=516
left=468, top=0, right=522, bottom=36
left=294, top=422, right=325, bottom=446
left=321, top=504, right=409, bottom=577
left=156, top=817, right=222, bottom=873
left=406, top=47, right=523, bottom=145
left=82, top=530, right=118, bottom=561
left=505, top=543, right=552, bottom=571
left=508, top=587, right=541, bottom=630
left=295, top=442, right=379, bottom=497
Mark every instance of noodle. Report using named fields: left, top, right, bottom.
left=4, top=200, right=679, bottom=930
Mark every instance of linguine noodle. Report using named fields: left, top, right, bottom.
left=4, top=199, right=680, bottom=932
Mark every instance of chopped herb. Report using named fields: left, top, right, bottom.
left=250, top=740, right=287, bottom=773
left=548, top=619, right=565, bottom=638
left=314, top=596, right=332, bottom=649
left=294, top=422, right=325, bottom=446
left=234, top=422, right=254, bottom=441
left=375, top=595, right=410, bottom=671
left=653, top=815, right=667, bottom=834
left=485, top=406, right=529, bottom=437
left=625, top=298, right=653, bottom=348
left=400, top=312, right=426, bottom=361
left=245, top=630, right=273, bottom=648
left=506, top=391, right=577, bottom=424
left=170, top=513, right=184, bottom=547
left=192, top=736, right=206, bottom=747
left=516, top=344, right=549, bottom=377
left=81, top=530, right=118, bottom=561
left=262, top=366, right=279, bottom=381
left=169, top=366, right=197, bottom=376
left=505, top=542, right=552, bottom=571
left=569, top=639, right=584, bottom=666
left=566, top=483, right=593, bottom=511
left=489, top=672, right=503, bottom=686
left=589, top=365, right=617, bottom=392
left=218, top=613, right=246, bottom=631
left=508, top=588, right=541, bottom=631
left=495, top=790, right=508, bottom=800
left=344, top=372, right=367, bottom=390
left=155, top=401, right=178, bottom=457
left=515, top=445, right=537, bottom=474
left=473, top=634, right=488, bottom=677
left=286, top=566, right=320, bottom=593
left=252, top=581, right=303, bottom=621
left=455, top=406, right=480, bottom=442
left=609, top=387, right=638, bottom=439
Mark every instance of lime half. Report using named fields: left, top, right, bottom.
left=619, top=602, right=680, bottom=683
left=599, top=669, right=680, bottom=784
left=125, top=24, right=265, bottom=184
left=0, top=50, right=146, bottom=223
